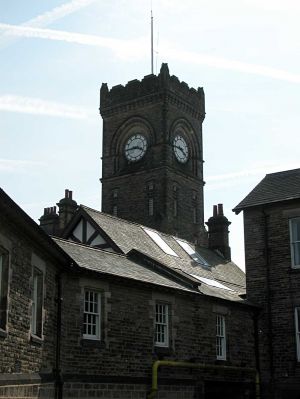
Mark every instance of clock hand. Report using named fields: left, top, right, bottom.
left=129, top=146, right=143, bottom=151
left=175, top=146, right=185, bottom=156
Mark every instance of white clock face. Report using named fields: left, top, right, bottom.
left=125, top=134, right=147, bottom=162
left=173, top=135, right=188, bottom=163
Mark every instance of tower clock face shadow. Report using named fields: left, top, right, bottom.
left=124, top=134, right=148, bottom=162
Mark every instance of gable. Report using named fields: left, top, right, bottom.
left=64, top=210, right=122, bottom=253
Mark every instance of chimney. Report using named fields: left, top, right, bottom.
left=39, top=206, right=59, bottom=235
left=57, top=189, right=78, bottom=234
left=205, top=204, right=231, bottom=261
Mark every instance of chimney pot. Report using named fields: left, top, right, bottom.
left=213, top=205, right=218, bottom=217
left=218, top=203, right=224, bottom=216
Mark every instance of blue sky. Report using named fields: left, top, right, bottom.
left=1, top=0, right=300, bottom=269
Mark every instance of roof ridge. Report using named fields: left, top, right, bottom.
left=266, top=167, right=300, bottom=177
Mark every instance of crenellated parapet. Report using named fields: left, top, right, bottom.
left=100, top=63, right=205, bottom=119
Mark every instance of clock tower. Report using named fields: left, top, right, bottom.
left=100, top=64, right=206, bottom=245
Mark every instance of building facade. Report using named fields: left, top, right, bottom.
left=2, top=65, right=299, bottom=399
left=0, top=188, right=258, bottom=399
left=234, top=168, right=300, bottom=399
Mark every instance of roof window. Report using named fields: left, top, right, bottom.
left=191, top=275, right=232, bottom=291
left=175, top=238, right=209, bottom=266
left=144, top=228, right=178, bottom=257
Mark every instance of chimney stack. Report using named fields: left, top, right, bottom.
left=56, top=189, right=78, bottom=234
left=205, top=204, right=231, bottom=261
left=39, top=189, right=78, bottom=236
left=39, top=206, right=59, bottom=235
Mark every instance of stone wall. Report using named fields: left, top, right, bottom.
left=59, top=273, right=256, bottom=397
left=0, top=214, right=59, bottom=397
left=243, top=200, right=300, bottom=398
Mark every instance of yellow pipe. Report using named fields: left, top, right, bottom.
left=147, top=360, right=259, bottom=399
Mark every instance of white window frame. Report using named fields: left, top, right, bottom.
left=83, top=289, right=101, bottom=340
left=216, top=314, right=226, bottom=360
left=295, top=307, right=300, bottom=362
left=31, top=267, right=44, bottom=338
left=289, top=218, right=300, bottom=268
left=155, top=303, right=169, bottom=347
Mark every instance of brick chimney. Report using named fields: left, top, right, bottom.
left=39, top=206, right=59, bottom=235
left=205, top=204, right=231, bottom=261
left=56, top=189, right=78, bottom=233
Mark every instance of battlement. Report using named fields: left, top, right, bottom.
left=100, top=63, right=204, bottom=114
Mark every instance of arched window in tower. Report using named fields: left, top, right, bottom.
left=192, top=190, right=197, bottom=223
left=148, top=198, right=154, bottom=216
left=193, top=207, right=197, bottom=224
left=147, top=180, right=155, bottom=216
left=113, top=205, right=118, bottom=217
left=173, top=183, right=178, bottom=218
left=113, top=189, right=118, bottom=199
left=112, top=189, right=118, bottom=217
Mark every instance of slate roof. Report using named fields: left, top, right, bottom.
left=61, top=205, right=247, bottom=303
left=233, top=168, right=300, bottom=214
left=54, top=238, right=196, bottom=293
left=54, top=238, right=246, bottom=303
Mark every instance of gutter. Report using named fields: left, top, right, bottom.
left=147, top=360, right=259, bottom=399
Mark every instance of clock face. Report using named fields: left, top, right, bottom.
left=173, top=135, right=189, bottom=163
left=125, top=134, right=147, bottom=162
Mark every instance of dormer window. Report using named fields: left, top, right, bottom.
left=289, top=218, right=300, bottom=268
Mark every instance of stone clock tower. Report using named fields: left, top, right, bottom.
left=100, top=64, right=206, bottom=244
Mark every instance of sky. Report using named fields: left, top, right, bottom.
left=1, top=0, right=300, bottom=270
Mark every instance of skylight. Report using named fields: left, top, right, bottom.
left=143, top=228, right=179, bottom=257
left=191, top=275, right=233, bottom=291
left=175, top=238, right=209, bottom=266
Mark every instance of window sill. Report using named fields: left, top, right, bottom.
left=30, top=334, right=44, bottom=345
left=215, top=358, right=228, bottom=364
left=0, top=329, right=7, bottom=339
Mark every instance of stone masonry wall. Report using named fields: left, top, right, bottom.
left=60, top=273, right=256, bottom=397
left=244, top=201, right=300, bottom=398
left=0, top=216, right=59, bottom=397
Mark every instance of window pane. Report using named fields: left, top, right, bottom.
left=216, top=315, right=226, bottom=360
left=292, top=219, right=300, bottom=241
left=32, top=268, right=43, bottom=337
left=293, top=242, right=300, bottom=266
left=155, top=303, right=169, bottom=346
left=144, top=228, right=178, bottom=257
left=83, top=289, right=101, bottom=339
